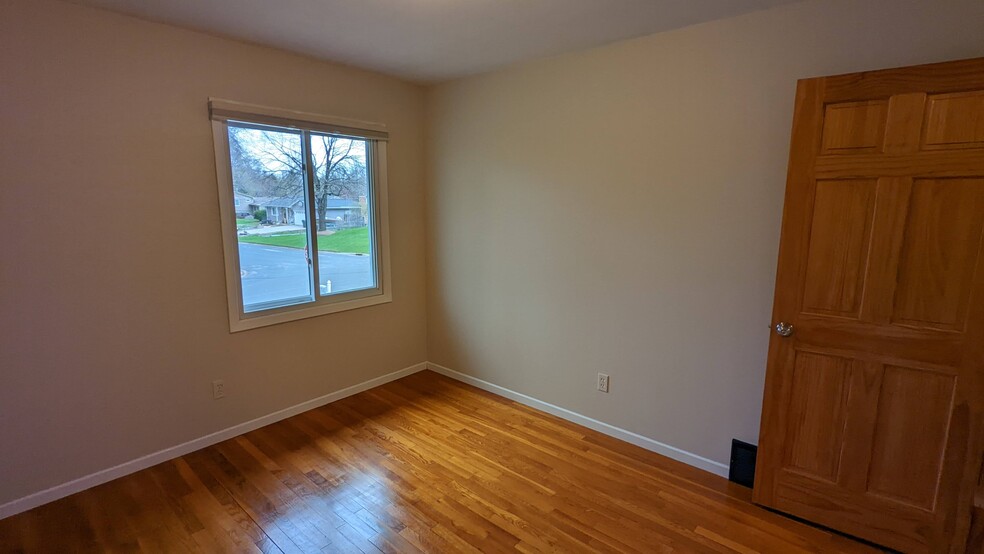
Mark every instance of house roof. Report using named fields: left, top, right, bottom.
left=258, top=196, right=362, bottom=209
left=262, top=197, right=301, bottom=208
left=248, top=196, right=276, bottom=206
left=328, top=198, right=362, bottom=209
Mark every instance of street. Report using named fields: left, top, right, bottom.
left=238, top=242, right=373, bottom=307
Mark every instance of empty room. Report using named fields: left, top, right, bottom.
left=2, top=0, right=984, bottom=552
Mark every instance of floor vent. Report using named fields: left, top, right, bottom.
left=728, top=439, right=757, bottom=488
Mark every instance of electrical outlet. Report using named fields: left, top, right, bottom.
left=597, top=373, right=610, bottom=393
left=212, top=379, right=225, bottom=399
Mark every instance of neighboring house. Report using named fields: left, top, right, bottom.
left=246, top=197, right=275, bottom=218
left=257, top=195, right=365, bottom=227
left=233, top=193, right=254, bottom=217
left=321, top=197, right=365, bottom=227
left=262, top=196, right=300, bottom=225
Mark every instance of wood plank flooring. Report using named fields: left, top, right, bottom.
left=0, top=371, right=881, bottom=553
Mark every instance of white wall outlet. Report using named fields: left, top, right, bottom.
left=597, top=373, right=610, bottom=393
left=212, top=379, right=225, bottom=399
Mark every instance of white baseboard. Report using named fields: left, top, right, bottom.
left=2, top=359, right=730, bottom=521
left=426, top=362, right=730, bottom=478
left=0, top=361, right=429, bottom=521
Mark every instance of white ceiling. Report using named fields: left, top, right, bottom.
left=68, top=0, right=800, bottom=83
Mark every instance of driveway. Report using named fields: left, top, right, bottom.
left=238, top=242, right=373, bottom=307
left=239, top=224, right=305, bottom=236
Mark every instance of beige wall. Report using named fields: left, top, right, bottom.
left=426, top=0, right=984, bottom=467
left=4, top=0, right=984, bottom=510
left=0, top=0, right=426, bottom=505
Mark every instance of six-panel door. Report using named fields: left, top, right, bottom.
left=754, top=58, right=984, bottom=554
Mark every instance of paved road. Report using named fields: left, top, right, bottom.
left=238, top=242, right=373, bottom=307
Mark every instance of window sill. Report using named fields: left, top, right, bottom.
left=229, top=291, right=392, bottom=332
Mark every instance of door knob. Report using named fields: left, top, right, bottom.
left=775, top=322, right=794, bottom=337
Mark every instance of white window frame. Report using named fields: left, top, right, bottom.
left=209, top=99, right=392, bottom=332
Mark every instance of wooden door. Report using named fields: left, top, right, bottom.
left=754, top=58, right=984, bottom=554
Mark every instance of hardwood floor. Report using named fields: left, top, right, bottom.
left=0, top=371, right=880, bottom=553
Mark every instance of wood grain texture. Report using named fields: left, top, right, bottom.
left=0, top=371, right=879, bottom=553
left=801, top=179, right=876, bottom=317
left=924, top=91, right=984, bottom=150
left=892, top=178, right=984, bottom=331
left=820, top=101, right=887, bottom=154
left=822, top=57, right=984, bottom=103
left=969, top=470, right=984, bottom=553
left=866, top=367, right=956, bottom=510
left=754, top=57, right=984, bottom=554
left=783, top=352, right=851, bottom=481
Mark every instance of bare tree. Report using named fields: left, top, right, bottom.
left=312, top=135, right=367, bottom=231
left=233, top=128, right=366, bottom=231
left=228, top=129, right=274, bottom=195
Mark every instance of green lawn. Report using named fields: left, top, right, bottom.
left=236, top=218, right=259, bottom=229
left=239, top=227, right=370, bottom=254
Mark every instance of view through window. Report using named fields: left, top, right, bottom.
left=227, top=123, right=375, bottom=313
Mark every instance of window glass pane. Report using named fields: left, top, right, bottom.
left=309, top=134, right=375, bottom=295
left=227, top=125, right=313, bottom=311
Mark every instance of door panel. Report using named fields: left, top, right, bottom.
left=754, top=58, right=984, bottom=554
left=801, top=180, right=876, bottom=317
left=893, top=178, right=984, bottom=331
left=783, top=351, right=852, bottom=481
left=821, top=101, right=888, bottom=154
left=924, top=91, right=984, bottom=149
left=867, top=366, right=955, bottom=510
